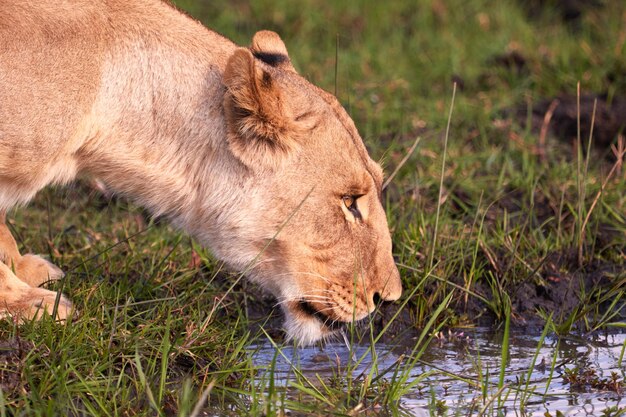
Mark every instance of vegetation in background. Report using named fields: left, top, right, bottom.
left=1, top=0, right=624, bottom=415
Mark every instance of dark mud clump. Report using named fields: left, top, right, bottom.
left=509, top=253, right=623, bottom=323
left=0, top=337, right=33, bottom=393
left=451, top=246, right=625, bottom=329
left=517, top=94, right=626, bottom=151
left=519, top=0, right=602, bottom=24
left=490, top=51, right=528, bottom=74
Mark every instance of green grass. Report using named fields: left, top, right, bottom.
left=2, top=0, right=626, bottom=415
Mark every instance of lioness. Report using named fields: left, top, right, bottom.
left=0, top=0, right=402, bottom=345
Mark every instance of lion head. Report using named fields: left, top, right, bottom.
left=221, top=31, right=402, bottom=345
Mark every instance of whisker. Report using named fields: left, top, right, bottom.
left=276, top=291, right=333, bottom=300
left=295, top=271, right=333, bottom=283
left=274, top=271, right=334, bottom=284
left=273, top=296, right=333, bottom=307
left=313, top=305, right=338, bottom=314
left=273, top=294, right=333, bottom=308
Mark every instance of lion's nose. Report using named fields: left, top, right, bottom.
left=382, top=267, right=402, bottom=301
left=373, top=292, right=382, bottom=305
left=369, top=267, right=402, bottom=308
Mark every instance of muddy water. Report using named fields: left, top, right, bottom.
left=249, top=328, right=626, bottom=416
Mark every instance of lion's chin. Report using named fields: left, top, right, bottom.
left=282, top=310, right=337, bottom=346
left=281, top=302, right=343, bottom=345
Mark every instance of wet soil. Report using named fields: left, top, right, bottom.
left=483, top=46, right=626, bottom=155
left=520, top=0, right=602, bottom=24
left=0, top=338, right=33, bottom=393
left=501, top=255, right=623, bottom=325
left=409, top=254, right=625, bottom=335
left=490, top=51, right=528, bottom=74
left=517, top=93, right=626, bottom=151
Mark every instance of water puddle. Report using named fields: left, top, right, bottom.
left=249, top=328, right=626, bottom=416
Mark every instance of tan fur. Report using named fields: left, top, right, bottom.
left=0, top=212, right=71, bottom=320
left=0, top=0, right=402, bottom=344
left=0, top=214, right=65, bottom=287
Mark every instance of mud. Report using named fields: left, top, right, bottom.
left=490, top=51, right=528, bottom=74
left=517, top=93, right=626, bottom=151
left=520, top=0, right=602, bottom=24
left=0, top=338, right=33, bottom=393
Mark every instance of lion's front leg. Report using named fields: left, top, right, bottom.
left=0, top=261, right=72, bottom=321
left=0, top=212, right=71, bottom=321
left=0, top=212, right=65, bottom=287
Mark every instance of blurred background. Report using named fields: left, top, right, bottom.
left=175, top=0, right=625, bottom=153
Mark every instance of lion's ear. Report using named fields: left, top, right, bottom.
left=250, top=30, right=297, bottom=73
left=223, top=48, right=298, bottom=169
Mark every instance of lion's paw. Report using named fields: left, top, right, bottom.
left=17, top=287, right=73, bottom=322
left=15, top=254, right=65, bottom=287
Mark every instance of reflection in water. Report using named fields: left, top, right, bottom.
left=249, top=329, right=626, bottom=416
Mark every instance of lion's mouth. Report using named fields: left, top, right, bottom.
left=297, top=300, right=344, bottom=331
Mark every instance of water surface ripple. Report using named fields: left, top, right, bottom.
left=250, top=328, right=626, bottom=416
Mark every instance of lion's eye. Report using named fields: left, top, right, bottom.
left=342, top=195, right=362, bottom=220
